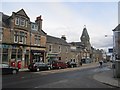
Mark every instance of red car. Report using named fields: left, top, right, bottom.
left=52, top=61, right=68, bottom=69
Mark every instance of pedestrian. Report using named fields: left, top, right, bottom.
left=99, top=60, right=103, bottom=68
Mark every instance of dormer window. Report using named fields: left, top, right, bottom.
left=15, top=17, right=19, bottom=25
left=31, top=23, right=38, bottom=31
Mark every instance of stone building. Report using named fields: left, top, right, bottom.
left=30, top=16, right=47, bottom=64
left=69, top=26, right=93, bottom=64
left=1, top=9, right=46, bottom=68
left=113, top=24, right=120, bottom=77
left=46, top=35, right=71, bottom=63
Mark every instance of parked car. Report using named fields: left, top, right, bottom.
left=0, top=63, right=19, bottom=75
left=67, top=61, right=77, bottom=68
left=28, top=62, right=52, bottom=72
left=52, top=61, right=68, bottom=69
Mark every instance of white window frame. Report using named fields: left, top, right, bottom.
left=31, top=23, right=38, bottom=31
left=15, top=17, right=19, bottom=25
left=14, top=32, right=18, bottom=43
left=19, top=32, right=24, bottom=44
left=20, top=18, right=25, bottom=26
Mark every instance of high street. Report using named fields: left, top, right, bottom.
left=2, top=63, right=114, bottom=88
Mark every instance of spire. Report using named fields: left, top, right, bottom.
left=80, top=25, right=90, bottom=42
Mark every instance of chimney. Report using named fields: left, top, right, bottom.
left=61, top=35, right=66, bottom=41
left=35, top=15, right=43, bottom=31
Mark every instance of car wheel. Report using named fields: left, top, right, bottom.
left=71, top=65, right=74, bottom=68
left=58, top=67, right=61, bottom=69
left=36, top=68, right=40, bottom=72
left=12, top=70, right=17, bottom=74
left=48, top=67, right=51, bottom=70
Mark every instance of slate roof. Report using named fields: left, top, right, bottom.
left=2, top=12, right=10, bottom=28
left=69, top=42, right=85, bottom=49
left=80, top=27, right=90, bottom=41
left=47, top=35, right=69, bottom=46
left=113, top=24, right=120, bottom=31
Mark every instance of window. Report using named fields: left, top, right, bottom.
left=15, top=18, right=19, bottom=25
left=14, top=31, right=18, bottom=43
left=49, top=45, right=52, bottom=52
left=35, top=38, right=37, bottom=45
left=0, top=32, right=2, bottom=41
left=19, top=32, right=24, bottom=43
left=59, top=45, right=61, bottom=53
left=25, top=21, right=28, bottom=27
left=37, top=36, right=40, bottom=45
left=34, top=35, right=40, bottom=45
left=35, top=25, right=38, bottom=30
left=24, top=33, right=27, bottom=44
left=31, top=24, right=38, bottom=31
left=20, top=18, right=25, bottom=26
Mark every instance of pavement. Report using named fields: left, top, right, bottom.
left=93, top=67, right=120, bottom=88
left=19, top=62, right=120, bottom=88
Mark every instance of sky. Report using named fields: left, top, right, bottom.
left=1, top=0, right=119, bottom=51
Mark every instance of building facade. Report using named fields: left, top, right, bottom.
left=46, top=35, right=71, bottom=63
left=113, top=24, right=120, bottom=77
left=1, top=9, right=46, bottom=68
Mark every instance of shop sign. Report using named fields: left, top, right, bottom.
left=33, top=53, right=42, bottom=55
left=2, top=45, right=10, bottom=48
left=48, top=54, right=58, bottom=57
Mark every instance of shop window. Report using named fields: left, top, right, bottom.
left=11, top=49, right=16, bottom=59
left=2, top=48, right=8, bottom=63
left=18, top=49, right=22, bottom=60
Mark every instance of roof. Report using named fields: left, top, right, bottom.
left=47, top=35, right=69, bottom=46
left=80, top=27, right=90, bottom=41
left=13, top=9, right=29, bottom=19
left=2, top=12, right=10, bottom=28
left=69, top=42, right=82, bottom=46
left=113, top=24, right=120, bottom=31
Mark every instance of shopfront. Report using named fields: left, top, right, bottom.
left=31, top=50, right=45, bottom=63
left=47, top=53, right=59, bottom=63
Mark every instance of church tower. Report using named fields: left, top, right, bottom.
left=80, top=25, right=91, bottom=51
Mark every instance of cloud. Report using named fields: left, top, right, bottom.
left=2, top=2, right=118, bottom=49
